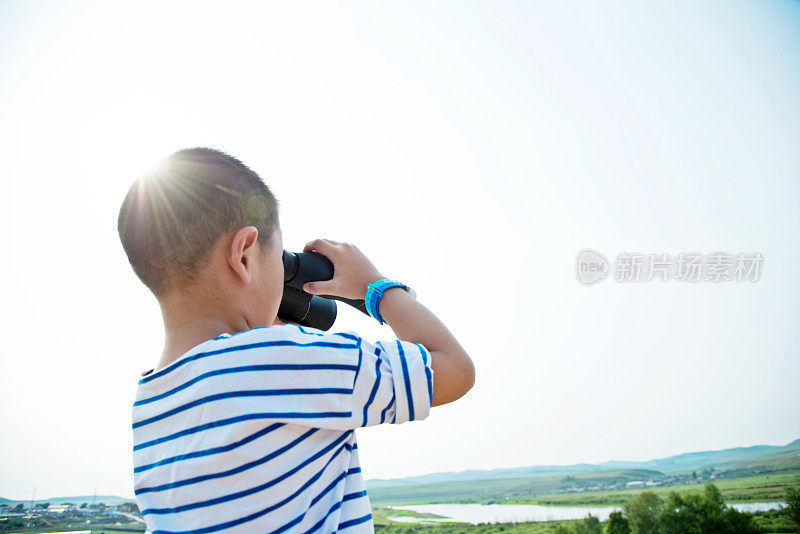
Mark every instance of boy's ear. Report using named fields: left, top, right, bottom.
left=227, top=226, right=260, bottom=284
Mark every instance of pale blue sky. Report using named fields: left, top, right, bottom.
left=0, top=0, right=798, bottom=499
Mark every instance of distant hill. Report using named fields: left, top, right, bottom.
left=367, top=438, right=800, bottom=489
left=725, top=439, right=800, bottom=473
left=597, top=439, right=800, bottom=474
left=0, top=495, right=134, bottom=507
left=366, top=463, right=603, bottom=488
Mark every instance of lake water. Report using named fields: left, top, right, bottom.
left=387, top=502, right=786, bottom=524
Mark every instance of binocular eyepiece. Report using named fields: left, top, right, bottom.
left=278, top=250, right=370, bottom=331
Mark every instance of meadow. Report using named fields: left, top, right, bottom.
left=515, top=472, right=800, bottom=506
left=368, top=470, right=800, bottom=507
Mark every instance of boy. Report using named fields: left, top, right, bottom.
left=117, top=147, right=475, bottom=534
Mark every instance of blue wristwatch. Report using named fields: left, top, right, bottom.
left=365, top=279, right=417, bottom=325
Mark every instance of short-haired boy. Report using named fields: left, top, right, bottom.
left=118, top=147, right=475, bottom=534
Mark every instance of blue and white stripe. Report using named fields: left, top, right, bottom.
left=132, top=324, right=433, bottom=534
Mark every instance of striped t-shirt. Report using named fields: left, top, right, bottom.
left=132, top=323, right=434, bottom=534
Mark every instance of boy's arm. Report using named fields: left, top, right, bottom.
left=376, top=285, right=474, bottom=407
left=302, top=239, right=475, bottom=407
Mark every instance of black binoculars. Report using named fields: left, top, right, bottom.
left=277, top=250, right=371, bottom=331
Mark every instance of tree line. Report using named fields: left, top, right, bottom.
left=553, top=483, right=800, bottom=534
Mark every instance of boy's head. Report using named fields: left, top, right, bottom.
left=118, top=147, right=284, bottom=328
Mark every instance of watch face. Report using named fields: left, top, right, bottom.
left=405, top=286, right=418, bottom=299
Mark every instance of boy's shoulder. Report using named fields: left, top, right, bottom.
left=138, top=324, right=364, bottom=386
left=225, top=323, right=361, bottom=345
left=205, top=324, right=366, bottom=369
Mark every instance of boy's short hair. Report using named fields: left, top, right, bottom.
left=117, top=147, right=280, bottom=297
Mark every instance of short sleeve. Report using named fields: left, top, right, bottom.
left=347, top=334, right=434, bottom=427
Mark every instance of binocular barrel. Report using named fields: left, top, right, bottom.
left=278, top=250, right=370, bottom=331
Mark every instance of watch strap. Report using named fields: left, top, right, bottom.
left=365, top=279, right=413, bottom=325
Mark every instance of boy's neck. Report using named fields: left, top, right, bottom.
left=157, top=292, right=252, bottom=371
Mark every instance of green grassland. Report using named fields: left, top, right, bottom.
left=368, top=469, right=662, bottom=505
left=369, top=470, right=800, bottom=507
left=522, top=471, right=800, bottom=506
left=372, top=507, right=578, bottom=533
left=369, top=442, right=800, bottom=507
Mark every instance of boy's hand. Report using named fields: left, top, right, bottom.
left=304, top=239, right=476, bottom=407
left=302, top=239, right=385, bottom=300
